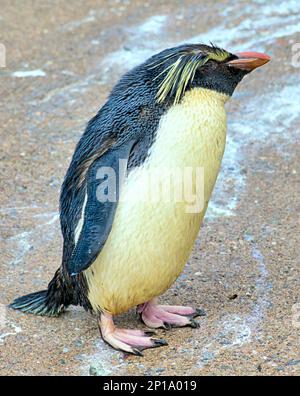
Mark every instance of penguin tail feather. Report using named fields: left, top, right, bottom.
left=9, top=290, right=61, bottom=317
left=9, top=269, right=71, bottom=317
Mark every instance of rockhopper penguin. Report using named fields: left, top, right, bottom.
left=10, top=44, right=270, bottom=355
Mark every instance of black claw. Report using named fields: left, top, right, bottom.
left=144, top=331, right=156, bottom=336
left=194, top=308, right=206, bottom=317
left=163, top=322, right=172, bottom=330
left=189, top=319, right=200, bottom=328
left=131, top=348, right=143, bottom=356
left=153, top=338, right=168, bottom=346
left=138, top=339, right=167, bottom=351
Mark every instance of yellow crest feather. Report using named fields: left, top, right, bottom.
left=150, top=45, right=230, bottom=105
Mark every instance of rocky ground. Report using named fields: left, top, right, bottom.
left=0, top=0, right=299, bottom=376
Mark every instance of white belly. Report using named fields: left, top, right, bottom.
left=84, top=88, right=228, bottom=314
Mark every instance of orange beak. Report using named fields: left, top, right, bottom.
left=227, top=51, right=271, bottom=71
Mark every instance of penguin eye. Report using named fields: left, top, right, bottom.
left=223, top=54, right=239, bottom=63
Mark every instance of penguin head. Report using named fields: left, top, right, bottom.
left=147, top=43, right=270, bottom=105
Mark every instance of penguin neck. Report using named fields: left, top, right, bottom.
left=146, top=87, right=229, bottom=166
left=181, top=87, right=230, bottom=107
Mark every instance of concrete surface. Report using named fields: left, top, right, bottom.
left=0, top=0, right=299, bottom=376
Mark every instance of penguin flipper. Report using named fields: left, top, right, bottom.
left=67, top=141, right=135, bottom=275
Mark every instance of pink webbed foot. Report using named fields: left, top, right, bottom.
left=138, top=298, right=206, bottom=329
left=98, top=312, right=168, bottom=356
